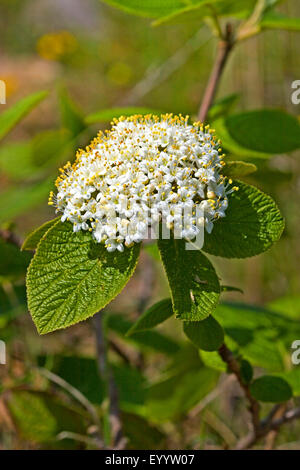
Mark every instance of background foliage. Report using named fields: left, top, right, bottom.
left=1, top=0, right=300, bottom=450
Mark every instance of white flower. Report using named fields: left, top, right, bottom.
left=49, top=114, right=237, bottom=251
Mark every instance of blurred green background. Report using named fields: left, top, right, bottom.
left=0, top=0, right=300, bottom=450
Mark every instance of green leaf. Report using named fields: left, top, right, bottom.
left=199, top=350, right=226, bottom=371
left=127, top=298, right=173, bottom=335
left=240, top=359, right=253, bottom=385
left=0, top=130, right=73, bottom=181
left=59, top=88, right=86, bottom=136
left=122, top=412, right=165, bottom=449
left=22, top=218, right=60, bottom=251
left=0, top=91, right=48, bottom=142
left=31, top=129, right=73, bottom=168
left=226, top=110, right=300, bottom=154
left=43, top=355, right=147, bottom=408
left=112, top=364, right=147, bottom=408
left=0, top=284, right=27, bottom=327
left=0, top=141, right=35, bottom=181
left=222, top=161, right=257, bottom=178
left=5, top=390, right=86, bottom=446
left=145, top=366, right=219, bottom=422
left=221, top=285, right=243, bottom=294
left=212, top=118, right=271, bottom=160
left=213, top=302, right=300, bottom=372
left=276, top=369, right=300, bottom=397
left=250, top=376, right=292, bottom=403
left=203, top=180, right=284, bottom=258
left=267, top=295, right=300, bottom=320
left=106, top=313, right=180, bottom=355
left=99, top=0, right=204, bottom=19
left=153, top=0, right=258, bottom=27
left=27, top=221, right=141, bottom=334
left=207, top=93, right=240, bottom=121
left=261, top=12, right=300, bottom=32
left=40, top=355, right=105, bottom=405
left=0, top=176, right=54, bottom=224
left=183, top=316, right=224, bottom=351
left=85, top=107, right=163, bottom=124
left=152, top=1, right=219, bottom=26
left=0, top=238, right=31, bottom=281
left=158, top=238, right=220, bottom=321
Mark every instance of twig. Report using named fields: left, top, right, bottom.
left=218, top=343, right=260, bottom=433
left=269, top=407, right=300, bottom=430
left=235, top=406, right=300, bottom=450
left=198, top=23, right=234, bottom=123
left=56, top=431, right=102, bottom=448
left=0, top=228, right=22, bottom=248
left=93, top=311, right=126, bottom=449
left=203, top=409, right=238, bottom=449
left=264, top=404, right=287, bottom=450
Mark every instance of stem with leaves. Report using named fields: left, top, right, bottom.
left=218, top=344, right=260, bottom=433
left=218, top=344, right=300, bottom=449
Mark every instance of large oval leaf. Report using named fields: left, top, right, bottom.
left=157, top=238, right=220, bottom=321
left=27, top=221, right=140, bottom=334
left=226, top=109, right=300, bottom=154
left=250, top=376, right=292, bottom=403
left=183, top=316, right=224, bottom=351
left=203, top=180, right=284, bottom=258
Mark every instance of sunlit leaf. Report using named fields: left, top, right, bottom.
left=214, top=302, right=300, bottom=371
left=27, top=221, right=141, bottom=334
left=5, top=390, right=86, bottom=446
left=222, top=161, right=257, bottom=178
left=203, top=180, right=284, bottom=258
left=261, top=12, right=300, bottom=32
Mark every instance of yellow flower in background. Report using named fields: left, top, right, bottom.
left=37, top=31, right=77, bottom=61
left=107, top=61, right=133, bottom=86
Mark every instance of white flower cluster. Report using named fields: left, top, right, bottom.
left=50, top=114, right=237, bottom=252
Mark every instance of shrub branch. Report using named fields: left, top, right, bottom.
left=198, top=23, right=234, bottom=123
